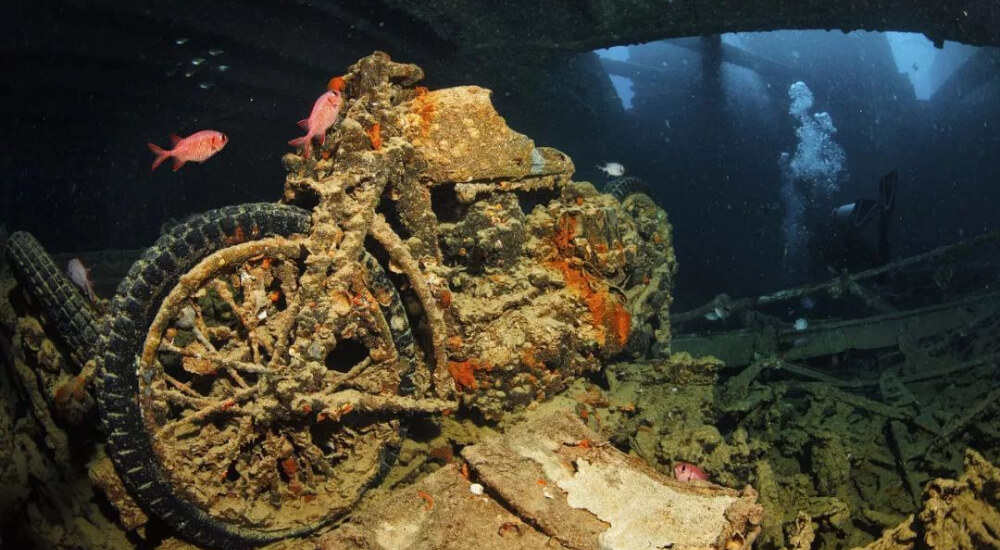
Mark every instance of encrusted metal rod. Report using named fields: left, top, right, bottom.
left=159, top=342, right=272, bottom=374
left=370, top=214, right=454, bottom=397
left=157, top=384, right=259, bottom=438
left=295, top=388, right=454, bottom=418
left=672, top=229, right=1000, bottom=325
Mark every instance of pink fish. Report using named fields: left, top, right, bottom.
left=288, top=90, right=342, bottom=158
left=674, top=462, right=708, bottom=482
left=148, top=130, right=228, bottom=171
left=67, top=258, right=97, bottom=303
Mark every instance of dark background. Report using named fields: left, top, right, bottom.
left=2, top=2, right=998, bottom=310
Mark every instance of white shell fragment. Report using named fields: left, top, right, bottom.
left=469, top=483, right=484, bottom=495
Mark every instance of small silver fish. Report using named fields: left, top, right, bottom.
left=199, top=82, right=215, bottom=90
left=217, top=64, right=230, bottom=72
left=704, top=307, right=729, bottom=322
left=597, top=162, right=625, bottom=177
left=175, top=37, right=189, bottom=45
left=208, top=48, right=225, bottom=56
left=67, top=259, right=97, bottom=303
left=191, top=58, right=206, bottom=66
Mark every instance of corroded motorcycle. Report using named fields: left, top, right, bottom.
left=5, top=52, right=673, bottom=548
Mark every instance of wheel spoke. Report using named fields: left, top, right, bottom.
left=156, top=384, right=258, bottom=438
left=158, top=342, right=272, bottom=374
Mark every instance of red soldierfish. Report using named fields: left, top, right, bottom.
left=67, top=258, right=97, bottom=303
left=674, top=462, right=708, bottom=482
left=288, top=90, right=342, bottom=159
left=148, top=130, right=228, bottom=171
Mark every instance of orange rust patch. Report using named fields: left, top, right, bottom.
left=268, top=290, right=281, bottom=303
left=610, top=302, right=631, bottom=348
left=281, top=457, right=298, bottom=478
left=536, top=478, right=547, bottom=486
left=414, top=86, right=429, bottom=96
left=71, top=375, right=87, bottom=401
left=461, top=462, right=470, bottom=479
left=438, top=288, right=452, bottom=308
left=552, top=212, right=577, bottom=252
left=521, top=346, right=539, bottom=369
left=225, top=225, right=246, bottom=245
left=366, top=122, right=382, bottom=150
left=327, top=75, right=345, bottom=92
left=417, top=490, right=434, bottom=511
left=446, top=334, right=463, bottom=352
left=53, top=383, right=69, bottom=405
left=429, top=445, right=454, bottom=463
left=412, top=91, right=436, bottom=139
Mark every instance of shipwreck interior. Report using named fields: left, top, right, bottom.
left=1, top=1, right=1000, bottom=550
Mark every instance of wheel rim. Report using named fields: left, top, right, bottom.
left=136, top=237, right=409, bottom=532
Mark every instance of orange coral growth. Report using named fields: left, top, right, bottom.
left=327, top=76, right=345, bottom=92
left=447, top=358, right=490, bottom=391
left=547, top=257, right=629, bottom=351
left=546, top=209, right=631, bottom=352
left=366, top=122, right=382, bottom=150
left=448, top=359, right=478, bottom=390
left=414, top=86, right=429, bottom=96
